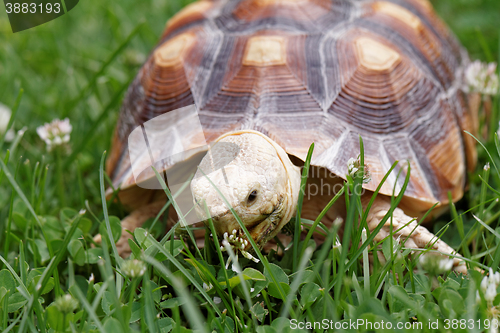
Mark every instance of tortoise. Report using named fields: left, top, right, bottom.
left=103, top=0, right=478, bottom=273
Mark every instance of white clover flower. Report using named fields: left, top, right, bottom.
left=347, top=155, right=371, bottom=184
left=231, top=263, right=241, bottom=273
left=419, top=255, right=454, bottom=274
left=477, top=268, right=500, bottom=303
left=36, top=118, right=72, bottom=151
left=487, top=268, right=500, bottom=284
left=347, top=157, right=358, bottom=175
left=0, top=103, right=15, bottom=142
left=486, top=282, right=498, bottom=302
left=214, top=296, right=222, bottom=304
left=240, top=250, right=259, bottom=263
left=464, top=60, right=499, bottom=95
left=219, top=229, right=259, bottom=263
left=121, top=259, right=147, bottom=279
left=54, top=294, right=79, bottom=313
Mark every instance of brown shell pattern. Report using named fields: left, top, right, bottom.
left=108, top=0, right=476, bottom=210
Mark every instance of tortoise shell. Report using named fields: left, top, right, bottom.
left=107, top=0, right=477, bottom=212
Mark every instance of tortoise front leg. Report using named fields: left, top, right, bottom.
left=364, top=196, right=467, bottom=274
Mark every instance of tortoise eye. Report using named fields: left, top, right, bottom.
left=247, top=190, right=258, bottom=204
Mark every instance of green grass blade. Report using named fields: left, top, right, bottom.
left=0, top=153, right=61, bottom=294
left=345, top=161, right=411, bottom=272
left=142, top=268, right=160, bottom=332
left=2, top=154, right=21, bottom=265
left=98, top=234, right=127, bottom=330
left=151, top=166, right=204, bottom=259
left=448, top=192, right=470, bottom=258
left=467, top=131, right=500, bottom=180
left=19, top=211, right=83, bottom=332
left=35, top=164, right=49, bottom=213
left=280, top=246, right=313, bottom=319
left=19, top=241, right=27, bottom=289
left=0, top=150, right=10, bottom=185
left=472, top=214, right=500, bottom=239
left=0, top=255, right=30, bottom=295
left=361, top=229, right=370, bottom=295
left=293, top=143, right=314, bottom=272
left=30, top=161, right=40, bottom=207
left=71, top=285, right=105, bottom=332
left=477, top=174, right=500, bottom=197
left=146, top=235, right=223, bottom=317
left=205, top=213, right=238, bottom=323
left=221, top=240, right=257, bottom=327
left=99, top=151, right=122, bottom=266
left=476, top=28, right=495, bottom=62
left=144, top=255, right=209, bottom=332
left=300, top=186, right=344, bottom=259
left=1, top=312, right=22, bottom=333
left=359, top=160, right=399, bottom=232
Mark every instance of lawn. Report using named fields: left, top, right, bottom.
left=0, top=0, right=500, bottom=332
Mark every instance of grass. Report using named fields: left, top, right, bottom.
left=0, top=0, right=500, bottom=332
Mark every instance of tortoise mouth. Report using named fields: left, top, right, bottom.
left=209, top=196, right=285, bottom=252
left=248, top=217, right=275, bottom=247
left=212, top=211, right=278, bottom=254
left=221, top=217, right=272, bottom=250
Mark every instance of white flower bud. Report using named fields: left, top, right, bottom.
left=121, top=259, right=147, bottom=279
left=54, top=294, right=78, bottom=314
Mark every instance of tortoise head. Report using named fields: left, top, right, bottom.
left=190, top=130, right=301, bottom=251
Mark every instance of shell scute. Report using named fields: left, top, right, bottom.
left=329, top=29, right=440, bottom=136
left=216, top=0, right=351, bottom=33
left=360, top=1, right=459, bottom=88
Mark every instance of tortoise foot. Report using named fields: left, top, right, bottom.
left=365, top=197, right=467, bottom=274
